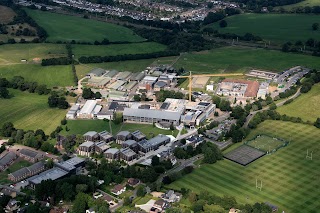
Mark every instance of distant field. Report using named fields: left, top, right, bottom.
left=76, top=59, right=156, bottom=78
left=280, top=0, right=320, bottom=9
left=174, top=47, right=320, bottom=73
left=60, top=120, right=178, bottom=137
left=277, top=84, right=320, bottom=122
left=25, top=9, right=145, bottom=43
left=211, top=13, right=320, bottom=43
left=0, top=64, right=74, bottom=87
left=0, top=89, right=67, bottom=134
left=0, top=43, right=66, bottom=64
left=168, top=120, right=320, bottom=212
left=0, top=5, right=16, bottom=24
left=72, top=42, right=167, bottom=58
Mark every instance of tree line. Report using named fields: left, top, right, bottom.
left=281, top=38, right=320, bottom=57
left=234, top=0, right=304, bottom=11
left=78, top=50, right=179, bottom=64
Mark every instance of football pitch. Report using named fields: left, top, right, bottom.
left=168, top=120, right=320, bottom=212
left=245, top=135, right=288, bottom=153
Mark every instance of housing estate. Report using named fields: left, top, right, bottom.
left=0, top=152, right=17, bottom=171
left=18, top=149, right=44, bottom=163
left=8, top=162, right=45, bottom=182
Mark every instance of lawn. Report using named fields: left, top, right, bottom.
left=60, top=120, right=178, bottom=138
left=0, top=89, right=67, bottom=134
left=276, top=83, right=320, bottom=122
left=0, top=159, right=33, bottom=184
left=174, top=47, right=320, bottom=74
left=168, top=120, right=320, bottom=212
left=211, top=13, right=320, bottom=43
left=72, top=42, right=167, bottom=58
left=0, top=43, right=66, bottom=64
left=25, top=9, right=145, bottom=43
left=0, top=64, right=74, bottom=87
left=75, top=59, right=156, bottom=78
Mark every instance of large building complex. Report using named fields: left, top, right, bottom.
left=216, top=79, right=259, bottom=98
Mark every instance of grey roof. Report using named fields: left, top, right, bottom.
left=155, top=81, right=167, bottom=88
left=120, top=147, right=136, bottom=158
left=104, top=148, right=119, bottom=155
left=0, top=152, right=16, bottom=166
left=19, top=149, right=41, bottom=158
left=10, top=168, right=29, bottom=178
left=123, top=108, right=181, bottom=121
left=123, top=140, right=137, bottom=147
left=27, top=161, right=45, bottom=173
left=89, top=68, right=105, bottom=77
left=55, top=157, right=85, bottom=171
left=139, top=135, right=170, bottom=150
left=27, top=167, right=68, bottom=185
left=79, top=141, right=94, bottom=148
left=131, top=130, right=146, bottom=140
left=99, top=130, right=113, bottom=140
left=117, top=131, right=131, bottom=137
left=117, top=71, right=132, bottom=80
left=83, top=131, right=98, bottom=137
left=105, top=70, right=118, bottom=78
left=130, top=72, right=145, bottom=81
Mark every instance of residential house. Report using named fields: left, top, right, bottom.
left=94, top=141, right=110, bottom=154
left=122, top=140, right=138, bottom=152
left=8, top=161, right=45, bottom=182
left=18, top=149, right=44, bottom=163
left=104, top=148, right=120, bottom=161
left=131, top=130, right=146, bottom=142
left=153, top=199, right=169, bottom=211
left=83, top=131, right=99, bottom=142
left=78, top=141, right=94, bottom=157
left=111, top=184, right=126, bottom=196
left=116, top=131, right=132, bottom=144
left=86, top=208, right=96, bottom=213
left=120, top=148, right=137, bottom=162
left=98, top=131, right=114, bottom=143
left=0, top=152, right=17, bottom=171
left=5, top=199, right=20, bottom=212
left=127, top=178, right=140, bottom=187
left=161, top=190, right=181, bottom=203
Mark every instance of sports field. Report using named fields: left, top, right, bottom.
left=245, top=135, right=288, bottom=153
left=0, top=89, right=67, bottom=134
left=59, top=120, right=178, bottom=138
left=168, top=120, right=320, bottom=212
left=277, top=84, right=320, bottom=122
left=174, top=47, right=320, bottom=73
left=72, top=42, right=166, bottom=58
left=25, top=9, right=145, bottom=43
left=0, top=43, right=66, bottom=64
left=0, top=64, right=74, bottom=87
left=211, top=13, right=320, bottom=43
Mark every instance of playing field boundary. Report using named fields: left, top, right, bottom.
left=244, top=134, right=289, bottom=154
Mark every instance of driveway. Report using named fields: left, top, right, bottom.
left=135, top=199, right=156, bottom=212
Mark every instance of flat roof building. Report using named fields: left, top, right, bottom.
left=87, top=68, right=105, bottom=77
left=55, top=157, right=85, bottom=174
left=78, top=100, right=97, bottom=119
left=138, top=135, right=170, bottom=153
left=27, top=167, right=69, bottom=189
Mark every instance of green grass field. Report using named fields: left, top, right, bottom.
left=168, top=120, right=320, bottom=212
left=0, top=64, right=74, bottom=87
left=280, top=0, right=320, bottom=9
left=72, top=42, right=166, bottom=58
left=60, top=120, right=178, bottom=138
left=174, top=47, right=320, bottom=73
left=0, top=43, right=66, bottom=64
left=277, top=84, right=320, bottom=122
left=0, top=160, right=32, bottom=184
left=211, top=13, right=320, bottom=43
left=0, top=89, right=67, bottom=134
left=25, top=9, right=145, bottom=43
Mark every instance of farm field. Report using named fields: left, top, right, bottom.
left=0, top=64, right=74, bottom=87
left=211, top=13, right=320, bottom=43
left=25, top=9, right=145, bottom=43
left=280, top=0, right=320, bottom=9
left=0, top=89, right=67, bottom=134
left=60, top=120, right=178, bottom=138
left=0, top=43, right=66, bottom=64
left=0, top=5, right=16, bottom=24
left=72, top=42, right=167, bottom=58
left=168, top=120, right=320, bottom=212
left=174, top=47, right=320, bottom=74
left=277, top=83, right=320, bottom=122
left=75, top=59, right=156, bottom=78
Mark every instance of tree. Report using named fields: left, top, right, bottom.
left=123, top=196, right=131, bottom=205
left=312, top=23, right=319, bottom=31
left=151, top=156, right=160, bottom=166
left=0, top=87, right=9, bottom=98
left=133, top=94, right=141, bottom=101
left=136, top=185, right=145, bottom=197
left=46, top=158, right=54, bottom=168
left=314, top=118, right=320, bottom=128
left=95, top=92, right=102, bottom=99
left=282, top=43, right=290, bottom=52
left=61, top=118, right=67, bottom=125
left=35, top=129, right=46, bottom=141
left=1, top=122, right=15, bottom=137
left=72, top=193, right=89, bottom=213
left=219, top=20, right=227, bottom=28
left=82, top=88, right=94, bottom=99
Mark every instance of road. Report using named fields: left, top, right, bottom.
left=244, top=88, right=301, bottom=127
left=76, top=76, right=88, bottom=94
left=97, top=189, right=123, bottom=212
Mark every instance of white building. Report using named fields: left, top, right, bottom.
left=77, top=100, right=98, bottom=119
left=66, top=105, right=80, bottom=119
